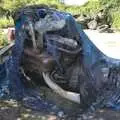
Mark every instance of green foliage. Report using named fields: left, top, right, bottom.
left=111, top=11, right=120, bottom=29
left=99, top=0, right=120, bottom=8
left=2, top=0, right=32, bottom=12
left=0, top=17, right=14, bottom=28
left=1, top=0, right=60, bottom=12
left=65, top=0, right=101, bottom=15
left=0, top=30, right=8, bottom=47
left=0, top=0, right=120, bottom=30
left=99, top=0, right=120, bottom=29
left=0, top=0, right=101, bottom=15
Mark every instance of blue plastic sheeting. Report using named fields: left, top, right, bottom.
left=1, top=8, right=120, bottom=111
left=79, top=26, right=120, bottom=110
left=0, top=10, right=77, bottom=112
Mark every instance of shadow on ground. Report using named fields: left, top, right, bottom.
left=0, top=87, right=120, bottom=120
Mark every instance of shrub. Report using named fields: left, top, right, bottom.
left=64, top=0, right=101, bottom=15
left=0, top=17, right=14, bottom=28
left=99, top=0, right=120, bottom=8
left=111, top=11, right=120, bottom=29
left=0, top=30, right=8, bottom=47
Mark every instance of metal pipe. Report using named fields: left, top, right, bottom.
left=42, top=72, right=80, bottom=104
left=29, top=21, right=37, bottom=49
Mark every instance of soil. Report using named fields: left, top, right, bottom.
left=0, top=87, right=120, bottom=120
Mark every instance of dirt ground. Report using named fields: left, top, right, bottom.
left=0, top=87, right=120, bottom=120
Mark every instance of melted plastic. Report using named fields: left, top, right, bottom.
left=0, top=5, right=120, bottom=112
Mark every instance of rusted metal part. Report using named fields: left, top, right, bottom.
left=42, top=72, right=80, bottom=104
left=23, top=48, right=56, bottom=72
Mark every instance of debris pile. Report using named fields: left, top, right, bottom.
left=0, top=5, right=82, bottom=112
left=0, top=5, right=120, bottom=114
left=75, top=8, right=113, bottom=33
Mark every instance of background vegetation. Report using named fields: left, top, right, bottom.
left=0, top=0, right=120, bottom=46
left=0, top=30, right=8, bottom=48
left=0, top=0, right=120, bottom=28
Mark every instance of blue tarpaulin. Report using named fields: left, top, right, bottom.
left=1, top=6, right=120, bottom=111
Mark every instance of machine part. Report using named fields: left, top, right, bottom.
left=42, top=72, right=80, bottom=104
left=45, top=42, right=81, bottom=55
left=23, top=48, right=56, bottom=72
left=35, top=16, right=66, bottom=33
left=28, top=21, right=37, bottom=49
left=34, top=15, right=66, bottom=49
left=45, top=34, right=78, bottom=49
left=12, top=5, right=49, bottom=22
left=36, top=32, right=44, bottom=49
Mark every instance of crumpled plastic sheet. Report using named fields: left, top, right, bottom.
left=79, top=28, right=120, bottom=110
left=0, top=9, right=78, bottom=113
left=1, top=7, right=120, bottom=112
